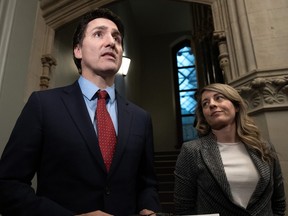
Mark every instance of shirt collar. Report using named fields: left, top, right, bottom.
left=78, top=76, right=116, bottom=102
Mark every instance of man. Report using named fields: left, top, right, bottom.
left=0, top=8, right=160, bottom=216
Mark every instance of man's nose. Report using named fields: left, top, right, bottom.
left=105, top=35, right=116, bottom=47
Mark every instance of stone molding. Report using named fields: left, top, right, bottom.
left=40, top=0, right=118, bottom=29
left=237, top=76, right=288, bottom=114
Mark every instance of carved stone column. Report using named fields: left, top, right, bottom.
left=213, top=30, right=231, bottom=83
left=40, top=54, right=57, bottom=89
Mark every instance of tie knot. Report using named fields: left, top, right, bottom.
left=97, top=90, right=108, bottom=99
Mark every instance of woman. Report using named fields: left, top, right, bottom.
left=174, top=83, right=286, bottom=216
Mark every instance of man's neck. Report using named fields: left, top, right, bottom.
left=82, top=72, right=115, bottom=89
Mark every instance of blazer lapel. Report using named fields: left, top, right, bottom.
left=247, top=148, right=271, bottom=206
left=201, top=134, right=233, bottom=199
left=61, top=82, right=106, bottom=172
left=201, top=135, right=271, bottom=207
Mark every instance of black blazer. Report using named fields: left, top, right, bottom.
left=174, top=133, right=286, bottom=216
left=0, top=82, right=160, bottom=216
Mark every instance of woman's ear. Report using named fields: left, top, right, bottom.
left=234, top=104, right=240, bottom=112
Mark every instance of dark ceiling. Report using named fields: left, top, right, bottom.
left=124, top=0, right=193, bottom=35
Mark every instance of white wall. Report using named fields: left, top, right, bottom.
left=0, top=0, right=38, bottom=154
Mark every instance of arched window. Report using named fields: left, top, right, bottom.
left=172, top=39, right=198, bottom=148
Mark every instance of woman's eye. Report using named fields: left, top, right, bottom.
left=202, top=102, right=208, bottom=108
left=216, top=95, right=224, bottom=101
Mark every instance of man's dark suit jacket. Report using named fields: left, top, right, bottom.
left=0, top=81, right=161, bottom=215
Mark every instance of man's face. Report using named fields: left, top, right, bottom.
left=74, top=18, right=123, bottom=77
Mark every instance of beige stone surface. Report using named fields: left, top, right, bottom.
left=246, top=0, right=288, bottom=69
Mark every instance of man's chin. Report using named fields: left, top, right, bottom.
left=97, top=68, right=119, bottom=77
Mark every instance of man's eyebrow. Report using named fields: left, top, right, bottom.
left=91, top=25, right=120, bottom=34
left=89, top=25, right=122, bottom=39
left=91, top=25, right=108, bottom=31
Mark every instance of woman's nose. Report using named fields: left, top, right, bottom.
left=209, top=99, right=217, bottom=108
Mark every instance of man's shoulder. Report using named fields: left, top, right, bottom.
left=116, top=93, right=149, bottom=114
left=26, top=82, right=80, bottom=105
left=33, top=82, right=79, bottom=96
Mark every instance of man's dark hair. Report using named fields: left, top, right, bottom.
left=72, top=8, right=125, bottom=72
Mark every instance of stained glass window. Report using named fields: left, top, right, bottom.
left=176, top=43, right=198, bottom=142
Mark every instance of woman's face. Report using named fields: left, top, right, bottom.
left=201, top=90, right=238, bottom=130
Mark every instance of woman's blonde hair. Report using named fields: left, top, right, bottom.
left=195, top=83, right=273, bottom=162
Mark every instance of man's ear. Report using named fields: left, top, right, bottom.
left=74, top=45, right=82, bottom=59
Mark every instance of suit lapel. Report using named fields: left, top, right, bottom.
left=108, top=93, right=132, bottom=175
left=60, top=82, right=106, bottom=172
left=201, top=134, right=233, bottom=199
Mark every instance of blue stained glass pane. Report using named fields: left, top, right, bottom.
left=178, top=68, right=198, bottom=90
left=177, top=46, right=195, bottom=67
left=181, top=116, right=198, bottom=141
left=179, top=91, right=197, bottom=115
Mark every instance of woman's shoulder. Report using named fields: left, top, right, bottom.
left=176, top=135, right=215, bottom=168
left=182, top=134, right=215, bottom=151
left=182, top=138, right=202, bottom=149
left=181, top=135, right=214, bottom=156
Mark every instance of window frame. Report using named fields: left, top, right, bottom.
left=172, top=39, right=198, bottom=148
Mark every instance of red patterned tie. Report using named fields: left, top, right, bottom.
left=96, top=90, right=116, bottom=172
